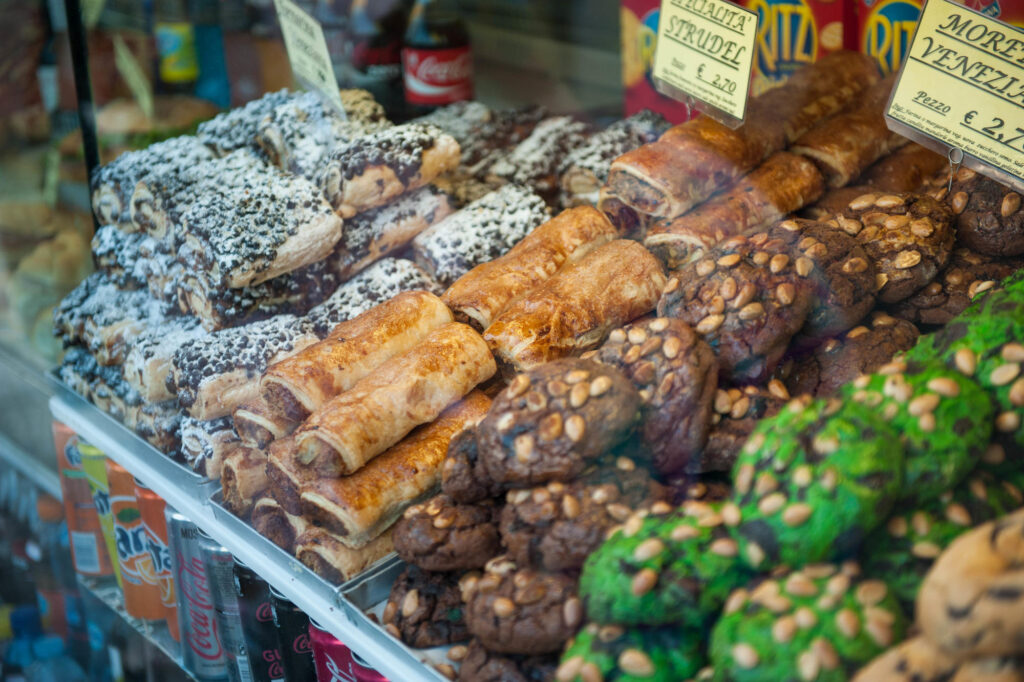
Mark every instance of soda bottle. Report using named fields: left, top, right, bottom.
left=154, top=0, right=199, bottom=95
left=348, top=0, right=406, bottom=117
left=401, top=0, right=472, bottom=117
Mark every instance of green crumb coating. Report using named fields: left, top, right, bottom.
left=709, top=563, right=908, bottom=682
left=728, top=397, right=903, bottom=571
left=843, top=360, right=992, bottom=504
left=556, top=623, right=704, bottom=682
left=862, top=470, right=1024, bottom=611
left=579, top=502, right=752, bottom=627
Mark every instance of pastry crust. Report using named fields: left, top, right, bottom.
left=232, top=397, right=295, bottom=449
left=483, top=239, right=666, bottom=372
left=294, top=526, right=394, bottom=584
left=220, top=445, right=270, bottom=516
left=179, top=416, right=239, bottom=479
left=265, top=435, right=307, bottom=515
left=250, top=495, right=309, bottom=552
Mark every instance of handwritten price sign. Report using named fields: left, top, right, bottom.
left=273, top=0, right=346, bottom=116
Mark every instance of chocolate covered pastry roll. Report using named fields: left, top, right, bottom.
left=458, top=104, right=547, bottom=177
left=250, top=496, right=309, bottom=552
left=299, top=391, right=492, bottom=547
left=123, top=316, right=207, bottom=403
left=232, top=397, right=294, bottom=449
left=294, top=525, right=394, bottom=585
left=134, top=401, right=183, bottom=454
left=330, top=185, right=454, bottom=280
left=411, top=184, right=548, bottom=287
left=644, top=152, right=825, bottom=269
left=442, top=206, right=618, bottom=330
left=484, top=239, right=666, bottom=371
left=220, top=446, right=270, bottom=517
left=179, top=416, right=240, bottom=479
left=293, top=322, right=496, bottom=477
left=487, top=116, right=592, bottom=200
left=91, top=225, right=149, bottom=289
left=197, top=88, right=293, bottom=156
left=261, top=290, right=453, bottom=425
left=319, top=122, right=460, bottom=218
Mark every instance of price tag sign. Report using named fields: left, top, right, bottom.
left=886, top=0, right=1024, bottom=191
left=273, top=0, right=346, bottom=115
left=651, top=0, right=758, bottom=126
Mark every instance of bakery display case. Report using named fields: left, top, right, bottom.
left=3, top=0, right=1024, bottom=679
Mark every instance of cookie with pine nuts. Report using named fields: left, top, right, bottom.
left=831, top=191, right=954, bottom=303
left=658, top=233, right=817, bottom=383
left=476, top=358, right=642, bottom=488
left=441, top=427, right=507, bottom=504
left=462, top=555, right=582, bottom=655
left=578, top=501, right=753, bottom=627
left=852, top=635, right=1024, bottom=682
left=728, top=396, right=903, bottom=570
left=382, top=565, right=470, bottom=648
left=500, top=459, right=669, bottom=572
left=917, top=507, right=1024, bottom=658
left=392, top=494, right=501, bottom=572
left=845, top=360, right=992, bottom=504
left=556, top=622, right=704, bottom=682
left=701, top=383, right=789, bottom=473
left=945, top=168, right=1024, bottom=257
left=589, top=317, right=719, bottom=475
left=709, top=562, right=908, bottom=682
left=780, top=313, right=919, bottom=397
left=861, top=471, right=1024, bottom=611
left=456, top=638, right=558, bottom=682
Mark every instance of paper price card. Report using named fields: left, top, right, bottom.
left=651, top=0, right=759, bottom=126
left=273, top=0, right=346, bottom=116
left=886, top=0, right=1024, bottom=191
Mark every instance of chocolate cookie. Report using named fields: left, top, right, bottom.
left=853, top=636, right=1024, bottom=682
left=917, top=507, right=1024, bottom=658
left=890, top=248, right=1023, bottom=326
left=462, top=556, right=582, bottom=655
left=590, top=317, right=718, bottom=475
left=659, top=234, right=817, bottom=383
left=780, top=313, right=919, bottom=396
left=946, top=168, right=1024, bottom=257
left=832, top=191, right=955, bottom=303
left=557, top=622, right=705, bottom=682
left=393, top=494, right=501, bottom=572
left=664, top=474, right=733, bottom=506
left=382, top=565, right=469, bottom=648
left=476, top=359, right=642, bottom=488
left=500, top=459, right=670, bottom=572
left=455, top=638, right=557, bottom=682
left=441, top=427, right=505, bottom=504
left=702, top=383, right=789, bottom=472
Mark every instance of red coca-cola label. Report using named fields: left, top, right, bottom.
left=401, top=46, right=473, bottom=105
left=178, top=550, right=224, bottom=662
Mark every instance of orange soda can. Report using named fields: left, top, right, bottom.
left=106, top=460, right=164, bottom=620
left=134, top=480, right=180, bottom=641
left=52, top=422, right=114, bottom=577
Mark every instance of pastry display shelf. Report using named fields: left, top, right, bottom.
left=47, top=376, right=448, bottom=682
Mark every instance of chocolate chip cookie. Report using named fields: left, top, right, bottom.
left=500, top=460, right=669, bottom=572
left=946, top=168, right=1024, bottom=257
left=382, top=565, right=469, bottom=648
left=557, top=622, right=705, bottom=682
left=476, top=359, right=642, bottom=488
left=393, top=494, right=501, bottom=571
left=917, top=507, right=1024, bottom=658
left=463, top=556, right=582, bottom=655
left=590, top=317, right=718, bottom=475
left=659, top=234, right=816, bottom=383
left=702, top=383, right=789, bottom=472
left=831, top=191, right=955, bottom=303
left=455, top=638, right=557, bottom=682
left=853, top=636, right=1024, bottom=682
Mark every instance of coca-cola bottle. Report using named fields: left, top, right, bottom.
left=401, top=0, right=473, bottom=117
left=349, top=0, right=407, bottom=118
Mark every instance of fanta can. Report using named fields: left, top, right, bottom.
left=106, top=460, right=164, bottom=620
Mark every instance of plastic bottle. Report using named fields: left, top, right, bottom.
left=24, top=636, right=86, bottom=682
left=3, top=606, right=43, bottom=682
left=401, top=0, right=473, bottom=116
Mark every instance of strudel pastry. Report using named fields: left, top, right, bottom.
left=487, top=116, right=591, bottom=200
left=294, top=526, right=394, bottom=585
left=220, top=446, right=270, bottom=517
left=251, top=496, right=309, bottom=552
left=123, top=316, right=207, bottom=403
left=197, top=88, right=293, bottom=156
left=179, top=415, right=240, bottom=479
left=232, top=397, right=295, bottom=449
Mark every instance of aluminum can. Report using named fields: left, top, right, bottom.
left=77, top=445, right=122, bottom=588
left=106, top=460, right=163, bottom=620
left=166, top=508, right=229, bottom=681
left=134, top=480, right=179, bottom=641
left=269, top=587, right=315, bottom=682
left=233, top=561, right=283, bottom=682
left=309, top=620, right=389, bottom=682
left=53, top=423, right=113, bottom=577
left=199, top=531, right=254, bottom=682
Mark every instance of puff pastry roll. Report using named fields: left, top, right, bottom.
left=250, top=496, right=309, bottom=552
left=220, top=446, right=270, bottom=517
left=123, top=316, right=207, bottom=402
left=606, top=51, right=877, bottom=220
left=232, top=397, right=295, bottom=449
left=299, top=391, right=491, bottom=548
left=197, top=88, right=293, bottom=156
left=442, top=206, right=618, bottom=330
left=860, top=142, right=946, bottom=193
left=265, top=436, right=308, bottom=515
left=180, top=416, right=240, bottom=479
left=411, top=184, right=548, bottom=287
left=133, top=401, right=183, bottom=454
left=487, top=116, right=592, bottom=200
left=330, top=186, right=454, bottom=280
left=91, top=226, right=150, bottom=289
left=293, top=322, right=497, bottom=477
left=319, top=123, right=460, bottom=218
left=261, top=290, right=453, bottom=424
left=644, top=152, right=825, bottom=269
left=790, top=74, right=907, bottom=188
left=294, top=526, right=394, bottom=585
left=483, top=240, right=666, bottom=371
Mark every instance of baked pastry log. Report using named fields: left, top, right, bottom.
left=487, top=115, right=592, bottom=200
left=293, top=322, right=497, bottom=477
left=133, top=401, right=184, bottom=454
left=331, top=185, right=454, bottom=280
left=860, top=142, right=946, bottom=193
left=294, top=525, right=394, bottom=585
left=411, top=184, right=549, bottom=288
left=298, top=391, right=492, bottom=547
left=250, top=495, right=310, bottom=552
left=232, top=397, right=294, bottom=449
left=483, top=239, right=666, bottom=371
left=91, top=225, right=150, bottom=289
left=319, top=123, right=460, bottom=218
left=179, top=415, right=240, bottom=479
left=791, top=74, right=908, bottom=188
left=123, top=316, right=207, bottom=402
left=643, top=152, right=825, bottom=269
left=261, top=290, right=453, bottom=425
left=442, top=206, right=618, bottom=330
left=220, top=445, right=270, bottom=516
left=265, top=435, right=306, bottom=515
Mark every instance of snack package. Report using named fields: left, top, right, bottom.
left=858, top=0, right=922, bottom=74
left=621, top=0, right=697, bottom=123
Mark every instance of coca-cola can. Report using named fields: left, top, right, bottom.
left=198, top=531, right=254, bottom=682
left=309, top=620, right=389, bottom=682
left=233, top=560, right=284, bottom=682
left=165, top=509, right=228, bottom=681
left=269, top=587, right=315, bottom=682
